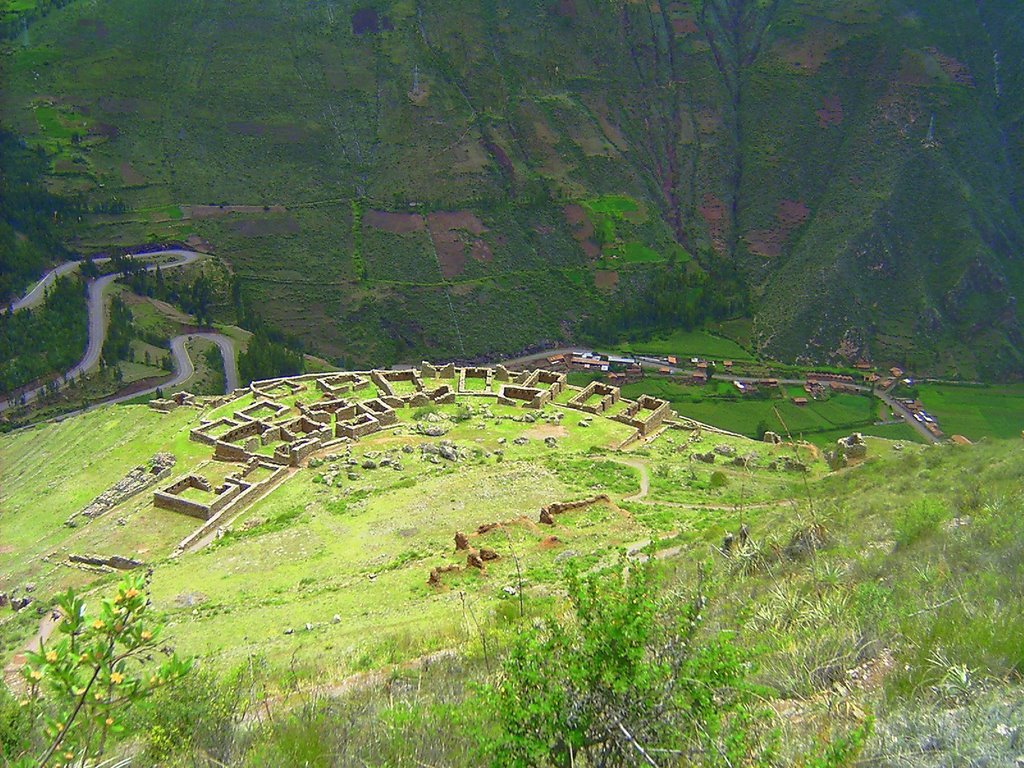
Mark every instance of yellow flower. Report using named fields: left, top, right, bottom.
left=55, top=722, right=64, bottom=731
left=141, top=630, right=152, bottom=641
left=124, top=588, right=139, bottom=599
left=105, top=717, right=114, bottom=726
left=92, top=619, right=104, bottom=630
left=45, top=651, right=57, bottom=662
left=110, top=672, right=124, bottom=684
left=29, top=669, right=42, bottom=681
left=18, top=699, right=28, bottom=708
left=64, top=752, right=74, bottom=761
left=73, top=687, right=85, bottom=696
left=94, top=692, right=104, bottom=701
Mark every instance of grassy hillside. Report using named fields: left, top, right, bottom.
left=1, top=380, right=1022, bottom=765
left=1, top=0, right=1022, bottom=374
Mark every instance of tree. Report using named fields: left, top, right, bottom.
left=12, top=575, right=191, bottom=767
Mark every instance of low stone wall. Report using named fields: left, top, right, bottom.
left=337, top=412, right=382, bottom=439
left=568, top=382, right=620, bottom=414
left=421, top=362, right=456, bottom=379
left=190, top=417, right=241, bottom=446
left=497, top=384, right=551, bottom=409
left=538, top=494, right=611, bottom=524
left=69, top=554, right=144, bottom=570
left=359, top=399, right=397, bottom=426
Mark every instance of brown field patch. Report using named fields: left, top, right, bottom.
left=426, top=211, right=489, bottom=278
left=234, top=217, right=300, bottom=237
left=699, top=194, right=728, bottom=255
left=595, top=270, right=619, bottom=290
left=538, top=535, right=563, bottom=549
left=816, top=95, right=844, bottom=128
left=524, top=424, right=569, bottom=440
left=364, top=209, right=425, bottom=234
left=428, top=211, right=487, bottom=235
left=119, top=162, right=146, bottom=186
left=777, top=199, right=810, bottom=227
left=745, top=200, right=810, bottom=257
left=743, top=229, right=784, bottom=258
left=469, top=239, right=493, bottom=262
left=0, top=545, right=13, bottom=555
left=483, top=139, right=515, bottom=180
left=564, top=204, right=600, bottom=259
left=92, top=123, right=119, bottom=139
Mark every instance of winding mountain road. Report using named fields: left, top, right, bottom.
left=2, top=250, right=238, bottom=413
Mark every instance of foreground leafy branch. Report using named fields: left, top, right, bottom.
left=12, top=575, right=191, bottom=767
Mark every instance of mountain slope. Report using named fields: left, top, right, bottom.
left=1, top=0, right=1022, bottom=375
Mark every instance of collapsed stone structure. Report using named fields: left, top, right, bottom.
left=68, top=453, right=176, bottom=526
left=825, top=432, right=868, bottom=470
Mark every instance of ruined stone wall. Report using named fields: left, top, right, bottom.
left=538, top=494, right=611, bottom=524
left=190, top=418, right=241, bottom=446
left=214, top=441, right=251, bottom=462
left=568, top=382, right=620, bottom=414
left=498, top=385, right=550, bottom=409
left=636, top=396, right=670, bottom=435
left=337, top=413, right=382, bottom=439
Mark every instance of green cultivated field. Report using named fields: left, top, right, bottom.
left=916, top=383, right=1024, bottom=441
left=615, top=329, right=755, bottom=361
left=620, top=378, right=894, bottom=446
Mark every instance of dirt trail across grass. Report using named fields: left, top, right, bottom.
left=607, top=457, right=650, bottom=501
left=3, top=612, right=60, bottom=692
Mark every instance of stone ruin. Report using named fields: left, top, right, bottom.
left=826, top=432, right=867, bottom=470
left=154, top=459, right=288, bottom=521
left=156, top=364, right=676, bottom=547
left=538, top=494, right=611, bottom=525
left=67, top=453, right=176, bottom=526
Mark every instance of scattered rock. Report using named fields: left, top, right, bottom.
left=713, top=444, right=735, bottom=457
left=305, top=622, right=314, bottom=631
left=692, top=452, right=716, bottom=464
left=283, top=627, right=294, bottom=635
left=454, top=531, right=469, bottom=551
left=362, top=459, right=378, bottom=470
left=332, top=614, right=341, bottom=624
left=467, top=552, right=484, bottom=569
left=513, top=437, right=529, bottom=446
left=544, top=436, right=558, bottom=447
left=763, top=431, right=783, bottom=444
left=479, top=547, right=499, bottom=561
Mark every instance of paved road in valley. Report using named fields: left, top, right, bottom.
left=2, top=250, right=239, bottom=413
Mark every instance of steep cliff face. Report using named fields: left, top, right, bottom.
left=3, top=0, right=1022, bottom=375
